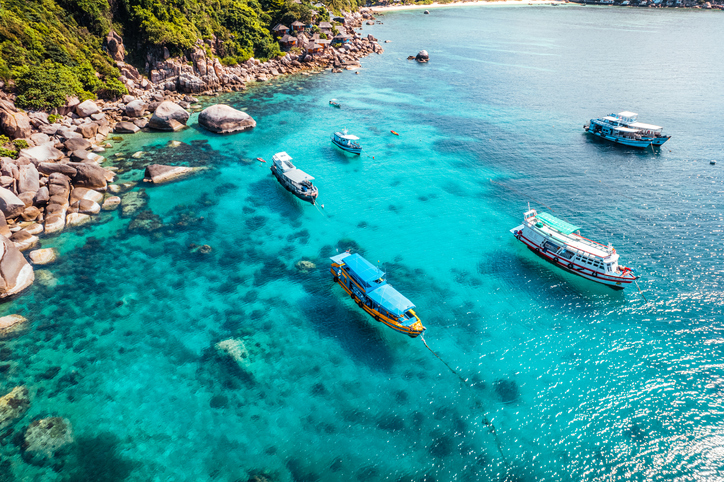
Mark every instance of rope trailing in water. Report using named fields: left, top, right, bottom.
left=489, top=179, right=555, bottom=213
left=634, top=279, right=648, bottom=304
left=420, top=335, right=511, bottom=471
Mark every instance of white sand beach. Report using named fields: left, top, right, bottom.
left=370, top=0, right=566, bottom=12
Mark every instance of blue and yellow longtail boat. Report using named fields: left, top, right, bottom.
left=330, top=252, right=425, bottom=337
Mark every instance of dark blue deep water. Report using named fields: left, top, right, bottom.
left=2, top=5, right=723, bottom=481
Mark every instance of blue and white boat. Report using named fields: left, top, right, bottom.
left=615, top=111, right=671, bottom=146
left=584, top=111, right=670, bottom=148
left=330, top=252, right=425, bottom=337
left=331, top=129, right=362, bottom=155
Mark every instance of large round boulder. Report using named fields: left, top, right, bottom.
left=148, top=101, right=190, bottom=131
left=198, top=104, right=256, bottom=134
left=75, top=100, right=100, bottom=118
left=125, top=100, right=147, bottom=117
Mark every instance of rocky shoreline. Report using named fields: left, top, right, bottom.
left=0, top=8, right=384, bottom=302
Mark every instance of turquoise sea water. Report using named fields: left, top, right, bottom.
left=2, top=5, right=724, bottom=481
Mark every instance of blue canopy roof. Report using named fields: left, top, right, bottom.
left=367, top=285, right=415, bottom=317
left=341, top=254, right=385, bottom=286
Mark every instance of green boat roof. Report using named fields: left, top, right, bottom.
left=536, top=212, right=580, bottom=235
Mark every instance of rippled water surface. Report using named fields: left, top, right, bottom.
left=2, top=5, right=723, bottom=481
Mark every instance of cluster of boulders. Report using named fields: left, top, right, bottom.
left=0, top=91, right=250, bottom=299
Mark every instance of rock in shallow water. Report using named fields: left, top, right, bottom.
left=0, top=386, right=30, bottom=429
left=22, top=417, right=74, bottom=466
left=198, top=104, right=256, bottom=134
left=29, top=248, right=59, bottom=265
left=143, top=164, right=202, bottom=184
left=0, top=314, right=28, bottom=339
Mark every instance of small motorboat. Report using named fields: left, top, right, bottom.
left=510, top=207, right=638, bottom=289
left=270, top=152, right=318, bottom=204
left=329, top=99, right=341, bottom=108
left=331, top=129, right=362, bottom=155
left=391, top=130, right=399, bottom=136
left=330, top=252, right=425, bottom=338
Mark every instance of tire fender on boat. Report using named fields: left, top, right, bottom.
left=333, top=276, right=339, bottom=282
left=568, top=264, right=573, bottom=269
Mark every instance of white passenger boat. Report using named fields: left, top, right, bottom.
left=584, top=111, right=670, bottom=148
left=615, top=111, right=671, bottom=146
left=270, top=152, right=318, bottom=204
left=510, top=208, right=637, bottom=289
left=331, top=129, right=362, bottom=155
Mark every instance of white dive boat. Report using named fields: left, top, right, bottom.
left=510, top=208, right=637, bottom=289
left=615, top=111, right=670, bottom=146
left=270, top=152, right=318, bottom=204
left=331, top=129, right=362, bottom=155
left=584, top=111, right=670, bottom=148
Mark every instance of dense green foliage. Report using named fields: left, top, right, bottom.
left=0, top=0, right=358, bottom=110
left=0, top=0, right=125, bottom=109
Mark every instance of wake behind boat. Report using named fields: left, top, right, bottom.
left=270, top=152, right=318, bottom=204
left=511, top=208, right=637, bottom=289
left=331, top=129, right=362, bottom=155
left=584, top=111, right=670, bottom=148
left=330, top=252, right=426, bottom=337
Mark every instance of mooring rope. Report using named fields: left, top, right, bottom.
left=420, top=335, right=511, bottom=472
left=634, top=279, right=648, bottom=304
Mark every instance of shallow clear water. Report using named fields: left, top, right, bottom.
left=2, top=5, right=724, bottom=481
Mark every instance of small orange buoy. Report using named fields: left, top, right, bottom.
left=391, top=130, right=399, bottom=136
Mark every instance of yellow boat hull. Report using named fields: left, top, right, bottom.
left=330, top=266, right=425, bottom=338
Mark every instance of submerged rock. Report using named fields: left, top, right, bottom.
left=295, top=260, right=316, bottom=273
left=22, top=417, right=74, bottom=466
left=198, top=104, right=256, bottom=134
left=120, top=190, right=148, bottom=217
left=215, top=334, right=270, bottom=379
left=0, top=386, right=30, bottom=430
left=127, top=210, right=163, bottom=233
left=35, top=269, right=58, bottom=288
left=0, top=314, right=28, bottom=339
left=0, top=235, right=34, bottom=299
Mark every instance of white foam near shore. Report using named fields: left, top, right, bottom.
left=371, top=0, right=565, bottom=12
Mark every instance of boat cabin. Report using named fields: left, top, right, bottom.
left=523, top=210, right=621, bottom=274
left=330, top=253, right=418, bottom=322
left=333, top=131, right=360, bottom=147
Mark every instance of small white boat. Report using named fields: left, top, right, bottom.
left=270, top=152, right=318, bottom=204
left=510, top=207, right=637, bottom=289
left=331, top=129, right=362, bottom=155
